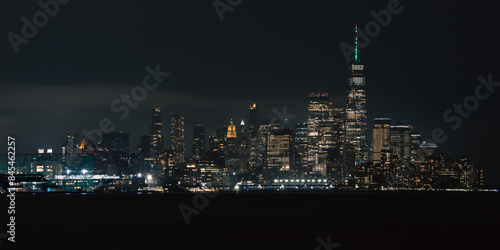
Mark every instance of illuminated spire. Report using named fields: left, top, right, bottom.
left=79, top=139, right=86, bottom=150
left=354, top=25, right=359, bottom=63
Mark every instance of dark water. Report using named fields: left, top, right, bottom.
left=2, top=192, right=499, bottom=249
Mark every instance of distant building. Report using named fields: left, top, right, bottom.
left=102, top=132, right=130, bottom=175
left=265, top=128, right=293, bottom=182
left=138, top=135, right=151, bottom=159
left=150, top=107, right=163, bottom=157
left=170, top=112, right=185, bottom=164
left=226, top=118, right=238, bottom=156
left=192, top=124, right=206, bottom=159
left=249, top=103, right=260, bottom=138
left=307, top=93, right=332, bottom=176
left=293, top=122, right=308, bottom=177
left=372, top=118, right=391, bottom=165
left=390, top=124, right=412, bottom=165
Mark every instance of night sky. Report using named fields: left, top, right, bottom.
left=1, top=0, right=499, bottom=185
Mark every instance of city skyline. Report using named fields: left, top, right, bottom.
left=1, top=1, right=499, bottom=187
left=2, top=1, right=500, bottom=248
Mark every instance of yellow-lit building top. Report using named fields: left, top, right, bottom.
left=227, top=118, right=236, bottom=138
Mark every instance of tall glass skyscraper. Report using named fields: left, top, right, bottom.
left=372, top=118, right=391, bottom=165
left=345, top=25, right=368, bottom=170
left=170, top=112, right=185, bottom=164
left=249, top=103, right=260, bottom=139
left=192, top=124, right=206, bottom=159
left=150, top=107, right=163, bottom=157
left=307, top=93, right=332, bottom=176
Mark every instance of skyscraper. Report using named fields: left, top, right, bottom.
left=102, top=132, right=130, bottom=175
left=150, top=107, right=163, bottom=157
left=345, top=25, right=368, bottom=170
left=226, top=118, right=238, bottom=155
left=138, top=135, right=151, bottom=159
left=390, top=123, right=412, bottom=165
left=372, top=118, right=391, bottom=165
left=249, top=103, right=260, bottom=138
left=331, top=106, right=345, bottom=183
left=293, top=122, right=308, bottom=177
left=170, top=112, right=185, bottom=164
left=192, top=124, right=206, bottom=159
left=266, top=128, right=293, bottom=181
left=307, top=93, right=332, bottom=176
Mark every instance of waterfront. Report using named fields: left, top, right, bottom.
left=3, top=192, right=499, bottom=249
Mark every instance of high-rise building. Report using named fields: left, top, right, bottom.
left=102, top=132, right=130, bottom=156
left=138, top=135, right=151, bottom=159
left=372, top=118, right=391, bottom=165
left=192, top=124, right=206, bottom=159
left=307, top=93, right=332, bottom=176
left=331, top=106, right=345, bottom=182
left=226, top=118, right=238, bottom=156
left=249, top=103, right=260, bottom=138
left=209, top=125, right=228, bottom=154
left=170, top=112, right=185, bottom=164
left=102, top=132, right=130, bottom=174
left=345, top=25, right=368, bottom=169
left=150, top=107, right=163, bottom=157
left=266, top=128, right=293, bottom=181
left=293, top=122, right=308, bottom=177
left=238, top=119, right=250, bottom=173
left=410, top=131, right=424, bottom=164
left=390, top=124, right=412, bottom=165
left=239, top=119, right=247, bottom=140
left=318, top=121, right=335, bottom=176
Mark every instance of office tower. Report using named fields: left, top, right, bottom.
left=62, top=131, right=80, bottom=173
left=209, top=125, right=228, bottom=153
left=458, top=157, right=485, bottom=188
left=345, top=25, right=368, bottom=169
left=416, top=140, right=438, bottom=164
left=390, top=123, right=412, bottom=165
left=102, top=132, right=130, bottom=155
left=170, top=112, right=185, bottom=164
left=192, top=124, right=206, bottom=159
left=318, top=121, right=335, bottom=177
left=138, top=135, right=151, bottom=159
left=208, top=134, right=218, bottom=152
left=238, top=119, right=250, bottom=173
left=410, top=131, right=424, bottom=164
left=372, top=118, right=391, bottom=165
left=293, top=122, right=308, bottom=177
left=102, top=132, right=130, bottom=175
left=249, top=103, right=260, bottom=138
left=150, top=107, right=163, bottom=157
left=331, top=106, right=345, bottom=182
left=307, top=93, right=333, bottom=176
left=266, top=128, right=293, bottom=181
left=226, top=118, right=238, bottom=155
left=239, top=119, right=247, bottom=140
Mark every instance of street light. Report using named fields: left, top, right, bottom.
left=82, top=169, right=88, bottom=175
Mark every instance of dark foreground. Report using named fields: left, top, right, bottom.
left=2, top=192, right=500, bottom=249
